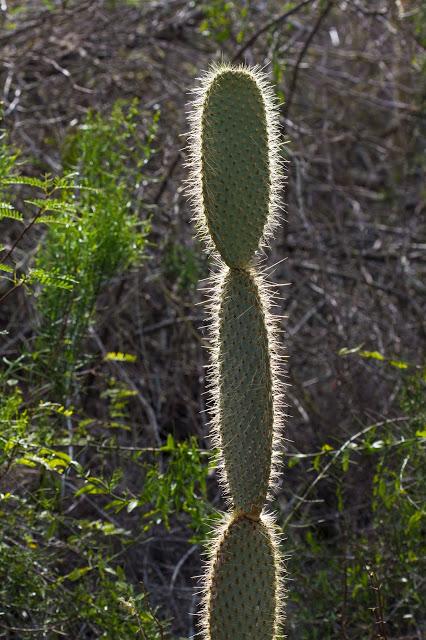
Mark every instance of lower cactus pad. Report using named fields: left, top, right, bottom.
left=205, top=515, right=280, bottom=640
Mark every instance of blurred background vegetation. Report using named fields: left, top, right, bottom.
left=0, top=1, right=425, bottom=638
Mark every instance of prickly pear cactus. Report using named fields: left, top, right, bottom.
left=187, top=63, right=285, bottom=640
left=217, top=267, right=273, bottom=516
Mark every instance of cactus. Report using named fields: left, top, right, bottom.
left=187, top=63, right=285, bottom=640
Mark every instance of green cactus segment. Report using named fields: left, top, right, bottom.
left=208, top=516, right=277, bottom=640
left=218, top=268, right=273, bottom=514
left=189, top=64, right=285, bottom=639
left=201, top=69, right=270, bottom=267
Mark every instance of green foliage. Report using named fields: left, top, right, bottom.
left=0, top=502, right=166, bottom=639
left=285, top=358, right=426, bottom=639
left=0, top=505, right=166, bottom=640
left=1, top=175, right=82, bottom=306
left=78, top=434, right=212, bottom=540
left=0, top=122, right=20, bottom=292
left=0, top=368, right=211, bottom=637
left=0, top=126, right=19, bottom=184
left=33, top=101, right=158, bottom=397
left=199, top=1, right=249, bottom=44
left=0, top=99, right=212, bottom=638
left=0, top=382, right=158, bottom=638
left=408, top=3, right=426, bottom=49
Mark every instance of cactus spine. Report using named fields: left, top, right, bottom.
left=187, top=63, right=285, bottom=640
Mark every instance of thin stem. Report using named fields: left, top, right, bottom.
left=284, top=0, right=334, bottom=118
left=232, top=0, right=316, bottom=63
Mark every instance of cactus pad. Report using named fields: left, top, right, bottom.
left=217, top=267, right=273, bottom=514
left=198, top=68, right=274, bottom=267
left=206, top=516, right=279, bottom=640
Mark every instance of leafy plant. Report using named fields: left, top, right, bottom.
left=33, top=100, right=158, bottom=398
left=284, top=354, right=426, bottom=639
left=0, top=99, right=213, bottom=638
left=0, top=363, right=212, bottom=637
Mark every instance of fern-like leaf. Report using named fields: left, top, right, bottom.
left=28, top=268, right=78, bottom=290
left=24, top=198, right=78, bottom=213
left=1, top=176, right=51, bottom=189
left=33, top=216, right=71, bottom=225
left=0, top=202, right=23, bottom=221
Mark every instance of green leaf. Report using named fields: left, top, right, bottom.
left=313, top=454, right=321, bottom=472
left=162, top=433, right=175, bottom=452
left=45, top=457, right=69, bottom=471
left=15, top=456, right=37, bottom=468
left=38, top=448, right=71, bottom=464
left=127, top=499, right=139, bottom=513
left=389, top=359, right=409, bottom=369
left=27, top=268, right=77, bottom=290
left=55, top=405, right=74, bottom=417
left=0, top=201, right=14, bottom=210
left=63, top=566, right=92, bottom=582
left=0, top=263, right=14, bottom=273
left=360, top=350, right=385, bottom=361
left=1, top=175, right=51, bottom=189
left=105, top=498, right=128, bottom=513
left=32, top=215, right=69, bottom=225
left=104, top=351, right=137, bottom=362
left=75, top=477, right=109, bottom=496
left=288, top=456, right=300, bottom=468
left=406, top=510, right=424, bottom=532
left=338, top=344, right=363, bottom=356
left=24, top=198, right=78, bottom=213
left=0, top=202, right=23, bottom=221
left=342, top=449, right=350, bottom=472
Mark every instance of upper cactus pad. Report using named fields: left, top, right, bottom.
left=194, top=66, right=278, bottom=267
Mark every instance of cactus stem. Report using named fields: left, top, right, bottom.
left=186, top=61, right=287, bottom=640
